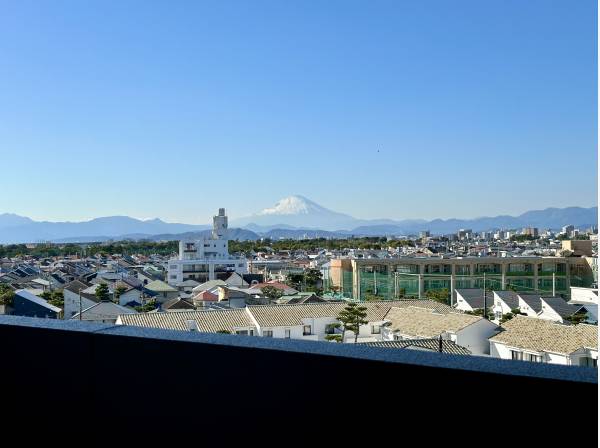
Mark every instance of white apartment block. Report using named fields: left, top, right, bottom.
left=167, top=208, right=247, bottom=286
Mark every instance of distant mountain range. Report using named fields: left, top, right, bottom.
left=0, top=195, right=597, bottom=244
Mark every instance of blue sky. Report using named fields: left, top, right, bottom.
left=0, top=0, right=597, bottom=224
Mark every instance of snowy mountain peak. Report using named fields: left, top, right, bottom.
left=258, top=195, right=329, bottom=216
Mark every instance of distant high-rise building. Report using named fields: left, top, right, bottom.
left=419, top=230, right=430, bottom=238
left=457, top=229, right=472, bottom=240
left=562, top=225, right=575, bottom=237
left=522, top=227, right=539, bottom=237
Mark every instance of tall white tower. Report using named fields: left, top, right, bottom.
left=212, top=208, right=228, bottom=239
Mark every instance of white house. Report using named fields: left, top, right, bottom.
left=167, top=209, right=247, bottom=286
left=454, top=289, right=494, bottom=313
left=489, top=315, right=598, bottom=367
left=537, top=296, right=588, bottom=324
left=517, top=294, right=543, bottom=317
left=115, top=299, right=456, bottom=344
left=569, top=286, right=598, bottom=323
left=491, top=290, right=520, bottom=321
left=63, top=280, right=98, bottom=320
left=117, top=308, right=257, bottom=335
left=381, top=306, right=499, bottom=355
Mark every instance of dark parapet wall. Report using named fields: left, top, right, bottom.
left=0, top=315, right=597, bottom=441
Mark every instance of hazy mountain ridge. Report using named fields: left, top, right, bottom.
left=0, top=197, right=597, bottom=244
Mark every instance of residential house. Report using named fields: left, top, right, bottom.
left=117, top=308, right=257, bottom=335
left=491, top=291, right=520, bottom=321
left=569, top=286, right=598, bottom=323
left=381, top=306, right=499, bottom=355
left=454, top=289, right=494, bottom=313
left=145, top=280, right=179, bottom=303
left=10, top=289, right=61, bottom=319
left=489, top=315, right=598, bottom=366
left=537, top=297, right=589, bottom=324
left=72, top=301, right=137, bottom=324
left=63, top=280, right=97, bottom=320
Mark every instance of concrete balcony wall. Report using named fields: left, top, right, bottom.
left=0, top=315, right=596, bottom=440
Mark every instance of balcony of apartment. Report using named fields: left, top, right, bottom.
left=506, top=264, right=535, bottom=276
left=0, top=315, right=596, bottom=439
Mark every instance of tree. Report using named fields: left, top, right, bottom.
left=261, top=285, right=283, bottom=300
left=114, top=286, right=128, bottom=299
left=325, top=334, right=343, bottom=342
left=134, top=299, right=157, bottom=313
left=48, top=290, right=64, bottom=308
left=337, top=302, right=368, bottom=343
left=95, top=283, right=111, bottom=302
left=285, top=274, right=304, bottom=291
left=425, top=288, right=449, bottom=304
left=0, top=284, right=15, bottom=306
left=564, top=312, right=588, bottom=325
left=304, top=268, right=322, bottom=289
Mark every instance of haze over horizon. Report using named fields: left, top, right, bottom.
left=1, top=1, right=597, bottom=223
left=1, top=195, right=597, bottom=226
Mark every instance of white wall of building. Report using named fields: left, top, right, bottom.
left=63, top=289, right=96, bottom=320
left=455, top=320, right=498, bottom=355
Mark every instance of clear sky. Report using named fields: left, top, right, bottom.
left=0, top=0, right=597, bottom=224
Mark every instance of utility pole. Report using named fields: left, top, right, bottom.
left=483, top=272, right=487, bottom=320
left=78, top=288, right=82, bottom=321
left=418, top=273, right=422, bottom=300
left=552, top=272, right=556, bottom=297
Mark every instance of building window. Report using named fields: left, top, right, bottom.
left=284, top=329, right=291, bottom=338
left=372, top=324, right=381, bottom=334
left=303, top=325, right=312, bottom=336
left=263, top=330, right=273, bottom=337
left=511, top=350, right=523, bottom=361
left=325, top=324, right=337, bottom=335
left=525, top=353, right=543, bottom=363
left=495, top=311, right=502, bottom=320
left=236, top=330, right=248, bottom=335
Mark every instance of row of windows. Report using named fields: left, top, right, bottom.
left=510, top=350, right=543, bottom=363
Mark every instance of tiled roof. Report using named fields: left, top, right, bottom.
left=489, top=315, right=598, bottom=354
left=162, top=298, right=195, bottom=310
left=364, top=339, right=471, bottom=355
left=192, top=279, right=227, bottom=293
left=118, top=308, right=255, bottom=333
left=118, top=299, right=459, bottom=334
left=248, top=300, right=454, bottom=328
left=455, top=289, right=494, bottom=309
left=494, top=291, right=519, bottom=309
left=145, top=280, right=178, bottom=292
left=518, top=294, right=543, bottom=313
left=541, top=297, right=586, bottom=318
left=384, top=306, right=482, bottom=338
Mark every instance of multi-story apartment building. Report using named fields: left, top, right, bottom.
left=326, top=255, right=595, bottom=301
left=167, top=209, right=247, bottom=285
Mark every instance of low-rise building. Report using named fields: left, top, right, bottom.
left=454, top=289, right=494, bottom=313
left=380, top=306, right=499, bottom=355
left=489, top=315, right=598, bottom=366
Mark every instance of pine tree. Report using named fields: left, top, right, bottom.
left=95, top=283, right=111, bottom=302
left=337, top=302, right=368, bottom=343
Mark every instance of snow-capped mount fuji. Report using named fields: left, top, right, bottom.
left=258, top=195, right=334, bottom=216
left=232, top=195, right=364, bottom=231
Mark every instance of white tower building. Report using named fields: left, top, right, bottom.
left=167, top=208, right=247, bottom=285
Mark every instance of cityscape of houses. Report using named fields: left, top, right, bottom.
left=1, top=208, right=597, bottom=368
